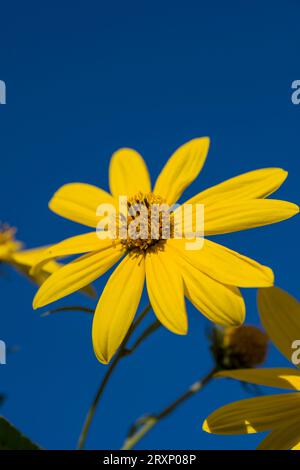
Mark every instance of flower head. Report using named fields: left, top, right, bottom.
left=203, top=287, right=300, bottom=450
left=118, top=191, right=173, bottom=252
left=31, top=138, right=298, bottom=364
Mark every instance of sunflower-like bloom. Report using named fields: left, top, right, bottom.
left=0, top=223, right=63, bottom=285
left=32, top=138, right=298, bottom=364
left=203, top=287, right=300, bottom=450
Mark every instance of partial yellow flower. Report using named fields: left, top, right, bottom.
left=10, top=246, right=61, bottom=285
left=0, top=224, right=95, bottom=296
left=9, top=246, right=95, bottom=298
left=0, top=224, right=53, bottom=283
left=32, top=138, right=298, bottom=364
left=0, top=224, right=63, bottom=285
left=203, top=287, right=300, bottom=450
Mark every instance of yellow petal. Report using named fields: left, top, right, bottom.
left=292, top=441, right=300, bottom=450
left=33, top=244, right=123, bottom=309
left=258, top=287, right=300, bottom=366
left=217, top=368, right=300, bottom=391
left=49, top=183, right=116, bottom=228
left=145, top=245, right=187, bottom=335
left=257, top=423, right=300, bottom=450
left=177, top=255, right=245, bottom=326
left=92, top=254, right=145, bottom=364
left=30, top=232, right=114, bottom=275
left=203, top=393, right=300, bottom=434
left=186, top=168, right=288, bottom=206
left=154, top=138, right=210, bottom=205
left=203, top=199, right=299, bottom=235
left=169, top=238, right=274, bottom=287
left=176, top=199, right=298, bottom=237
left=109, top=148, right=151, bottom=197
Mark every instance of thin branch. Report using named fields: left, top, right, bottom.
left=41, top=306, right=94, bottom=317
left=76, top=303, right=152, bottom=450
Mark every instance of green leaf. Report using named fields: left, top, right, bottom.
left=0, top=416, right=41, bottom=450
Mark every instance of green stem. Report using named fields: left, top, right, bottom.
left=127, top=320, right=161, bottom=353
left=121, top=367, right=217, bottom=450
left=77, top=303, right=152, bottom=450
left=42, top=305, right=94, bottom=317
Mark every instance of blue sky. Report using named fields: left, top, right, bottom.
left=0, top=0, right=299, bottom=449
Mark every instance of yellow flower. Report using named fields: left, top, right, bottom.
left=203, top=287, right=300, bottom=450
left=32, top=138, right=298, bottom=364
left=0, top=224, right=64, bottom=285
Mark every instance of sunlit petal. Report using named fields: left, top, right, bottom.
left=109, top=148, right=151, bottom=197
left=258, top=287, right=300, bottom=366
left=169, top=238, right=274, bottom=287
left=49, top=183, right=116, bottom=228
left=92, top=254, right=145, bottom=364
left=217, top=368, right=300, bottom=391
left=33, top=244, right=123, bottom=308
left=186, top=168, right=288, bottom=205
left=203, top=393, right=300, bottom=434
left=145, top=246, right=188, bottom=334
left=154, top=138, right=210, bottom=205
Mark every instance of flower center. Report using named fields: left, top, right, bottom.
left=118, top=192, right=174, bottom=252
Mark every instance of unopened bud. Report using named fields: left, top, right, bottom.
left=210, top=325, right=268, bottom=370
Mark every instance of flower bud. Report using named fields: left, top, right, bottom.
left=210, top=325, right=268, bottom=370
